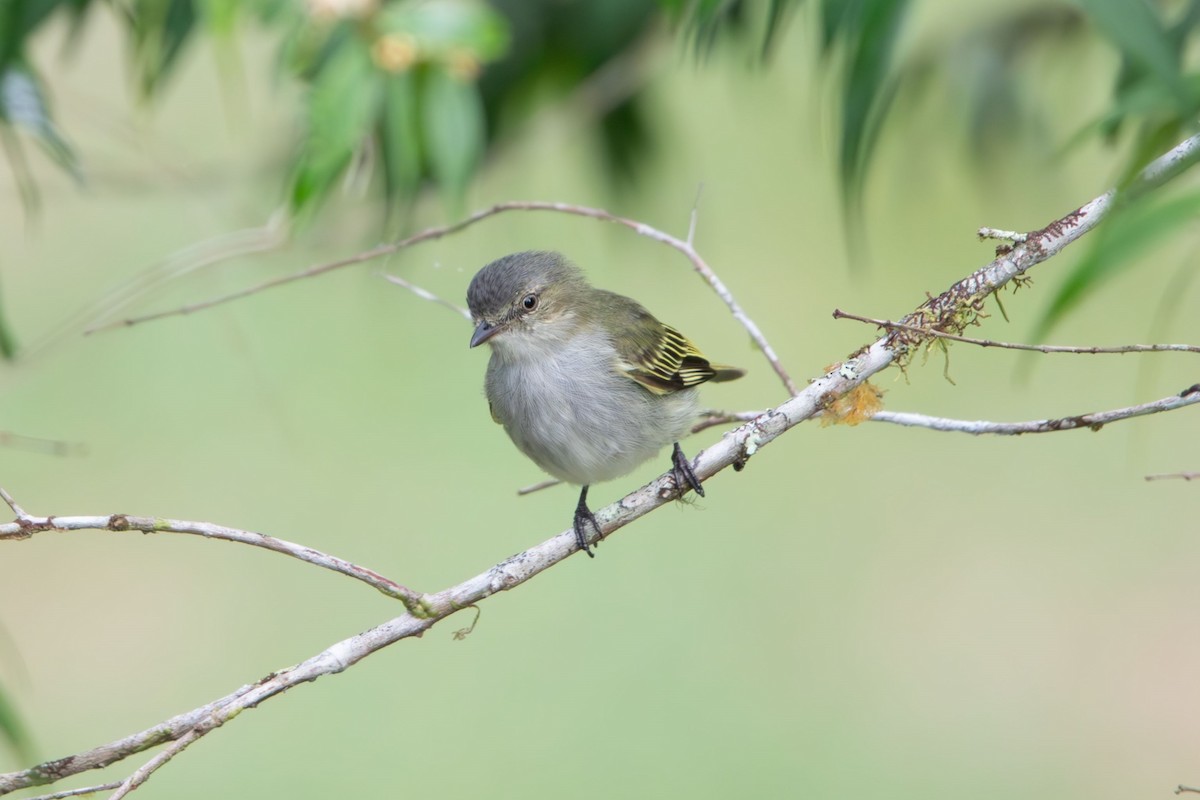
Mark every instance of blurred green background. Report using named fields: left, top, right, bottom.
left=1, top=2, right=1199, bottom=798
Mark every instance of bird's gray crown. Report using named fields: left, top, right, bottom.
left=467, top=251, right=585, bottom=317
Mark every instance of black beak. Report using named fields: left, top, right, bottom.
left=470, top=320, right=500, bottom=348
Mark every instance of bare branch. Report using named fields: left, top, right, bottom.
left=1145, top=472, right=1200, bottom=482
left=44, top=214, right=289, bottom=353
left=0, top=431, right=85, bottom=457
left=379, top=271, right=471, bottom=320
left=691, top=409, right=769, bottom=433
left=871, top=387, right=1200, bottom=434
left=26, top=782, right=122, bottom=800
left=833, top=309, right=1200, bottom=354
left=93, top=201, right=800, bottom=396
left=1176, top=786, right=1200, bottom=795
left=107, top=730, right=202, bottom=800
left=0, top=512, right=419, bottom=608
left=977, top=227, right=1027, bottom=243
left=0, top=487, right=27, bottom=519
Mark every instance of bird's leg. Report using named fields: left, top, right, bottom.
left=671, top=442, right=705, bottom=498
left=573, top=485, right=601, bottom=557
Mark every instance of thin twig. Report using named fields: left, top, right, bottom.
left=517, top=479, right=561, bottom=496
left=833, top=309, right=1200, bottom=354
left=977, top=227, right=1027, bottom=243
left=0, top=487, right=27, bottom=519
left=870, top=388, right=1200, bottom=435
left=379, top=271, right=471, bottom=320
left=107, top=730, right=203, bottom=800
left=32, top=215, right=288, bottom=358
left=0, top=431, right=85, bottom=457
left=691, top=409, right=769, bottom=433
left=1146, top=472, right=1200, bottom=482
left=90, top=201, right=799, bottom=397
left=1176, top=786, right=1200, bottom=795
left=0, top=512, right=419, bottom=608
left=25, top=782, right=122, bottom=800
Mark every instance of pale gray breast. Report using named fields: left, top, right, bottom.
left=485, top=330, right=697, bottom=485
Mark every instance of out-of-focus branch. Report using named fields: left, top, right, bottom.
left=6, top=130, right=1200, bottom=798
left=1146, top=472, right=1200, bottom=482
left=89, top=201, right=800, bottom=396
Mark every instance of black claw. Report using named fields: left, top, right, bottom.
left=671, top=442, right=704, bottom=497
left=573, top=485, right=601, bottom=558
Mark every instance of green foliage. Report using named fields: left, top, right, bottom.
left=661, top=0, right=798, bottom=58
left=288, top=31, right=383, bottom=220
left=124, top=0, right=198, bottom=97
left=421, top=65, right=485, bottom=217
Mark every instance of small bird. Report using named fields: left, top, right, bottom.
left=466, top=251, right=744, bottom=556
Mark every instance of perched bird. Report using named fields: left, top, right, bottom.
left=466, top=251, right=744, bottom=556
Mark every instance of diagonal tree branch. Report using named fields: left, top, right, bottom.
left=5, top=129, right=1200, bottom=797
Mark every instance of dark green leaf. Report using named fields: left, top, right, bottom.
left=1031, top=190, right=1200, bottom=341
left=819, top=0, right=911, bottom=216
left=0, top=0, right=75, bottom=66
left=130, top=0, right=198, bottom=97
left=288, top=37, right=382, bottom=218
left=421, top=65, right=484, bottom=217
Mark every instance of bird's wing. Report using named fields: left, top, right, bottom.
left=615, top=317, right=719, bottom=396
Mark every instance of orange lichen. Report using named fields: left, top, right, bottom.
left=821, top=381, right=884, bottom=427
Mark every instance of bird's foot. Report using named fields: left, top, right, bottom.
left=574, top=486, right=602, bottom=558
left=671, top=442, right=705, bottom=498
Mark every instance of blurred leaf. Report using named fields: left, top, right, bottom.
left=289, top=36, right=382, bottom=218
left=0, top=0, right=73, bottom=64
left=660, top=0, right=799, bottom=58
left=128, top=0, right=198, bottom=97
left=596, top=94, right=652, bottom=187
left=0, top=682, right=30, bottom=762
left=198, top=0, right=241, bottom=38
left=0, top=273, right=15, bottom=360
left=0, top=60, right=80, bottom=181
left=421, top=65, right=484, bottom=217
left=1080, top=0, right=1192, bottom=109
left=378, top=0, right=509, bottom=62
left=380, top=70, right=423, bottom=211
left=819, top=0, right=911, bottom=217
left=760, top=0, right=795, bottom=58
left=1031, top=190, right=1200, bottom=341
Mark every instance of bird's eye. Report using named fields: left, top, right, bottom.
left=521, top=293, right=538, bottom=311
